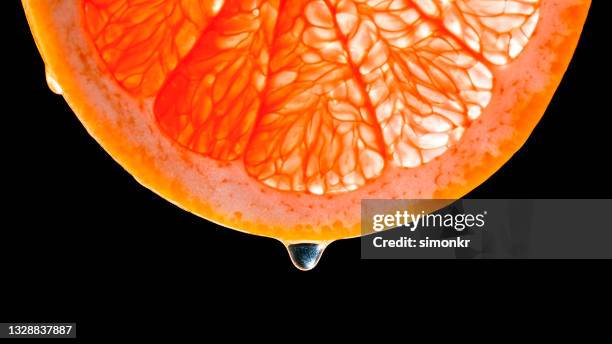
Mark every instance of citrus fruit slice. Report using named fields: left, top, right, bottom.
left=23, top=0, right=590, bottom=269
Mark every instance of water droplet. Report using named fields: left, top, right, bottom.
left=285, top=242, right=328, bottom=271
left=45, top=69, right=63, bottom=95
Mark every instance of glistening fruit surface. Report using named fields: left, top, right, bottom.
left=24, top=0, right=590, bottom=241
left=84, top=0, right=539, bottom=195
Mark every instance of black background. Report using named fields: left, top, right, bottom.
left=5, top=0, right=611, bottom=332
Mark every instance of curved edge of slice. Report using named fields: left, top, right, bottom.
left=434, top=0, right=591, bottom=200
left=23, top=0, right=349, bottom=241
left=22, top=0, right=591, bottom=241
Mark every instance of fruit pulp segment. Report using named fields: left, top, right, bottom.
left=84, top=0, right=541, bottom=195
left=83, top=0, right=225, bottom=96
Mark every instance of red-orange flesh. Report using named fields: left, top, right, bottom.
left=24, top=0, right=590, bottom=241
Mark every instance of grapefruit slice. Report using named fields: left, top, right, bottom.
left=23, top=0, right=590, bottom=267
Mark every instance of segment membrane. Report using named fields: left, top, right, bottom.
left=244, top=0, right=385, bottom=194
left=154, top=0, right=279, bottom=160
left=330, top=0, right=493, bottom=168
left=412, top=0, right=541, bottom=64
